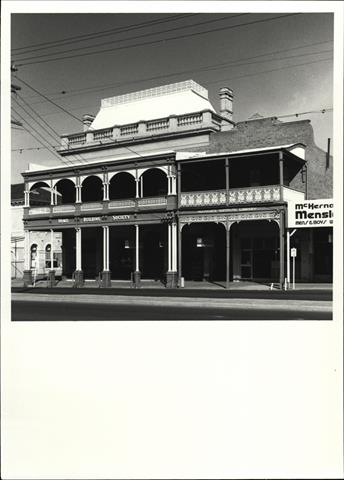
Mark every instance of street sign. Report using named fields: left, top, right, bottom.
left=291, top=248, right=297, bottom=257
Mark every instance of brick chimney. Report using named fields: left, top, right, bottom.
left=83, top=114, right=95, bottom=131
left=219, top=87, right=233, bottom=121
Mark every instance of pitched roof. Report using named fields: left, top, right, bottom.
left=90, top=80, right=216, bottom=130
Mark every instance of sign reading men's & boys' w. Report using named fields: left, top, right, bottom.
left=287, top=199, right=334, bottom=228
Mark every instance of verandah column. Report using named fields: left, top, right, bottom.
left=74, top=227, right=84, bottom=287
left=47, top=229, right=56, bottom=287
left=166, top=221, right=177, bottom=288
left=23, top=229, right=33, bottom=286
left=133, top=224, right=141, bottom=287
left=279, top=211, right=285, bottom=289
left=178, top=221, right=183, bottom=287
left=101, top=225, right=111, bottom=287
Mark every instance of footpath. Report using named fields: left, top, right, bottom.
left=11, top=279, right=333, bottom=314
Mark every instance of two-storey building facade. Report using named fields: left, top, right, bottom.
left=21, top=80, right=333, bottom=288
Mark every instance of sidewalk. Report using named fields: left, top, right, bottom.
left=11, top=277, right=333, bottom=292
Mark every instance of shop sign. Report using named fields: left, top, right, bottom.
left=82, top=216, right=101, bottom=222
left=287, top=199, right=333, bottom=228
left=58, top=218, right=70, bottom=223
left=111, top=215, right=131, bottom=221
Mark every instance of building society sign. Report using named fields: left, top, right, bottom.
left=287, top=199, right=333, bottom=228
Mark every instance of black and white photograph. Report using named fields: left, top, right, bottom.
left=1, top=1, right=343, bottom=478
left=8, top=6, right=338, bottom=321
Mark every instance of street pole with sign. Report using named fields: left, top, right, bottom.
left=287, top=229, right=297, bottom=288
left=291, top=247, right=297, bottom=290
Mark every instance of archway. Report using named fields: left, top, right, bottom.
left=182, top=222, right=226, bottom=281
left=81, top=176, right=103, bottom=202
left=109, top=172, right=136, bottom=200
left=141, top=168, right=167, bottom=197
left=230, top=220, right=280, bottom=281
left=29, top=181, right=50, bottom=206
left=30, top=243, right=38, bottom=269
left=55, top=178, right=76, bottom=204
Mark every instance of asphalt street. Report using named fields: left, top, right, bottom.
left=12, top=298, right=332, bottom=321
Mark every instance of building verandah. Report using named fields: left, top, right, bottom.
left=178, top=208, right=285, bottom=288
left=23, top=219, right=178, bottom=288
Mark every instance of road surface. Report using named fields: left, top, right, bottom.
left=11, top=298, right=332, bottom=321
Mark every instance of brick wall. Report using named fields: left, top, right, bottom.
left=190, top=117, right=333, bottom=199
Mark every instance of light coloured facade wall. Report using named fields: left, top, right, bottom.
left=11, top=205, right=63, bottom=278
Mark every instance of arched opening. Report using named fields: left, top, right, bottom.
left=30, top=243, right=38, bottom=269
left=55, top=178, right=76, bottom=204
left=230, top=220, right=280, bottom=281
left=109, top=172, right=136, bottom=200
left=141, top=168, right=167, bottom=197
left=182, top=222, right=226, bottom=282
left=45, top=244, right=51, bottom=268
left=29, top=181, right=51, bottom=206
left=81, top=176, right=103, bottom=202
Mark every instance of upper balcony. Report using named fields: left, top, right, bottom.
left=59, top=110, right=222, bottom=152
left=25, top=195, right=176, bottom=219
left=180, top=185, right=305, bottom=208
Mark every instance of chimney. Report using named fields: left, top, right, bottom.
left=83, top=114, right=95, bottom=131
left=219, top=87, right=233, bottom=121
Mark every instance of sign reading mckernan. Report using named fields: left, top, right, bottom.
left=287, top=199, right=333, bottom=228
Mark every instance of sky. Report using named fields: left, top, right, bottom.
left=10, top=9, right=334, bottom=184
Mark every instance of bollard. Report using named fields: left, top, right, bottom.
left=180, top=277, right=185, bottom=288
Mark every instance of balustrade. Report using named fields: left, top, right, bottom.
left=181, top=186, right=284, bottom=208
left=61, top=110, right=222, bottom=148
left=108, top=199, right=136, bottom=209
left=93, top=128, right=113, bottom=141
left=177, top=113, right=203, bottom=126
left=137, top=196, right=167, bottom=206
left=181, top=190, right=226, bottom=207
left=80, top=202, right=103, bottom=211
left=52, top=204, right=75, bottom=213
left=28, top=206, right=51, bottom=215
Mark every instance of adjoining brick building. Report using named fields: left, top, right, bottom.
left=19, top=80, right=333, bottom=287
left=11, top=183, right=62, bottom=279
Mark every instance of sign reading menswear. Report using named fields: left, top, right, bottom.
left=287, top=199, right=334, bottom=228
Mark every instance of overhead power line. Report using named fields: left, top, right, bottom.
left=14, top=76, right=148, bottom=161
left=24, top=39, right=333, bottom=107
left=11, top=13, right=198, bottom=53
left=12, top=107, right=73, bottom=166
left=13, top=95, right=60, bottom=144
left=16, top=13, right=302, bottom=66
left=15, top=75, right=83, bottom=122
left=13, top=14, right=247, bottom=62
left=27, top=55, right=333, bottom=121
left=207, top=56, right=333, bottom=86
left=12, top=106, right=333, bottom=153
left=15, top=93, right=88, bottom=165
left=13, top=14, right=244, bottom=60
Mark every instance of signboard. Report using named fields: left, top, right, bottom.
left=291, top=248, right=297, bottom=257
left=287, top=199, right=333, bottom=228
